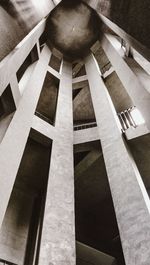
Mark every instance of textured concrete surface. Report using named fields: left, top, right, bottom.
left=0, top=188, right=34, bottom=264
left=86, top=0, right=150, bottom=49
left=39, top=61, right=76, bottom=265
left=46, top=0, right=102, bottom=60
left=0, top=46, right=50, bottom=230
left=85, top=53, right=150, bottom=265
left=101, top=34, right=150, bottom=130
left=0, top=0, right=54, bottom=61
left=73, top=85, right=95, bottom=123
left=105, top=71, right=133, bottom=112
left=74, top=127, right=99, bottom=144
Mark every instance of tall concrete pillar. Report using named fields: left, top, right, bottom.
left=101, top=34, right=150, bottom=131
left=85, top=53, right=150, bottom=265
left=39, top=61, right=76, bottom=265
left=0, top=45, right=51, bottom=229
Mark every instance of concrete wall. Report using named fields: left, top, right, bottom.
left=0, top=0, right=54, bottom=61
left=0, top=187, right=34, bottom=265
left=96, top=0, right=150, bottom=49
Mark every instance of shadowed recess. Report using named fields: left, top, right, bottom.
left=45, top=0, right=102, bottom=60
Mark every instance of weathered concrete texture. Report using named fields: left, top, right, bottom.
left=0, top=188, right=34, bottom=265
left=36, top=72, right=59, bottom=124
left=74, top=127, right=99, bottom=145
left=101, top=34, right=150, bottom=131
left=39, top=61, right=75, bottom=265
left=85, top=53, right=150, bottom=265
left=0, top=46, right=50, bottom=230
left=86, top=0, right=150, bottom=49
left=73, top=85, right=95, bottom=123
left=46, top=0, right=102, bottom=60
left=0, top=0, right=54, bottom=61
left=105, top=71, right=133, bottom=112
left=125, top=57, right=150, bottom=94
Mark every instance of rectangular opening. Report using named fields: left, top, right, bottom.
left=35, top=72, right=59, bottom=126
left=74, top=140, right=125, bottom=265
left=0, top=130, right=52, bottom=265
left=73, top=79, right=96, bottom=130
left=0, top=84, right=16, bottom=121
left=16, top=45, right=39, bottom=82
left=72, top=62, right=86, bottom=78
left=49, top=54, right=62, bottom=73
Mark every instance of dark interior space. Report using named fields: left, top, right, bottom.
left=110, top=0, right=150, bottom=49
left=73, top=76, right=96, bottom=126
left=16, top=44, right=39, bottom=82
left=49, top=54, right=62, bottom=72
left=74, top=141, right=125, bottom=265
left=0, top=84, right=16, bottom=121
left=0, top=130, right=52, bottom=265
left=128, top=133, right=150, bottom=195
left=35, top=72, right=59, bottom=125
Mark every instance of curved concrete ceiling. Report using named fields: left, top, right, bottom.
left=45, top=0, right=102, bottom=60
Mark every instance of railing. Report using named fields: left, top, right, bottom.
left=117, top=107, right=137, bottom=132
left=0, top=259, right=17, bottom=265
left=35, top=111, right=53, bottom=124
left=74, top=122, right=97, bottom=131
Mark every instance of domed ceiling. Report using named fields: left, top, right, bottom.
left=45, top=0, right=102, bottom=60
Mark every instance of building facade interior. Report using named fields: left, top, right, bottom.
left=0, top=0, right=150, bottom=265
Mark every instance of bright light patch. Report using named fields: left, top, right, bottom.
left=131, top=108, right=145, bottom=126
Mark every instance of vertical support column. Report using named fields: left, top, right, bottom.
left=0, top=45, right=51, bottom=229
left=101, top=34, right=150, bottom=130
left=39, top=61, right=75, bottom=265
left=85, top=53, right=150, bottom=265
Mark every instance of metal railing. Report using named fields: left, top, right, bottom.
left=35, top=111, right=53, bottom=124
left=74, top=122, right=97, bottom=131
left=118, top=106, right=137, bottom=132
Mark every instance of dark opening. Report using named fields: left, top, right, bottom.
left=74, top=140, right=125, bottom=265
left=16, top=45, right=39, bottom=82
left=35, top=72, right=59, bottom=126
left=0, top=84, right=16, bottom=121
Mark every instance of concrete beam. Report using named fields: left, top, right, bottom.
left=31, top=115, right=56, bottom=141
left=74, top=127, right=99, bottom=145
left=47, top=65, right=61, bottom=79
left=72, top=75, right=88, bottom=90
left=10, top=74, right=21, bottom=108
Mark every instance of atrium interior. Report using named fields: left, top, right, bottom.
left=0, top=1, right=150, bottom=265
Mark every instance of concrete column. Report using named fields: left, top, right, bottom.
left=0, top=45, right=51, bottom=229
left=101, top=34, right=150, bottom=131
left=39, top=61, right=75, bottom=265
left=85, top=53, right=150, bottom=265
